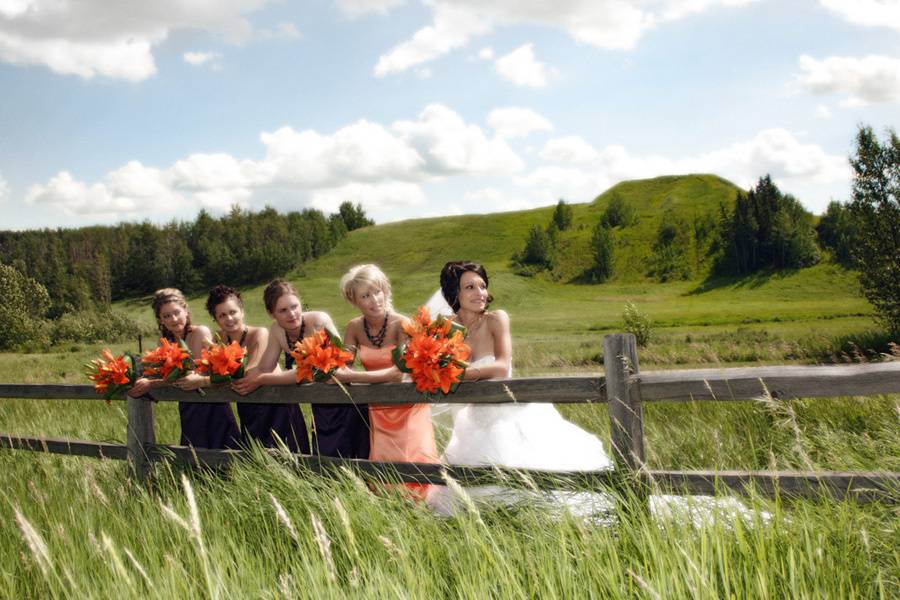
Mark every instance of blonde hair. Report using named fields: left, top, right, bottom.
left=340, top=264, right=393, bottom=311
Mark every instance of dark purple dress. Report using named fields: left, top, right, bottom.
left=169, top=332, right=240, bottom=450
left=230, top=329, right=310, bottom=453
left=284, top=326, right=370, bottom=459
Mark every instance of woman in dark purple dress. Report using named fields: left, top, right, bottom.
left=200, top=284, right=312, bottom=451
left=231, top=279, right=369, bottom=458
left=129, top=288, right=240, bottom=449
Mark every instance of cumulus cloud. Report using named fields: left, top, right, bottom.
left=795, top=54, right=900, bottom=105
left=0, top=0, right=270, bottom=81
left=183, top=51, right=220, bottom=66
left=487, top=107, right=553, bottom=139
left=374, top=3, right=492, bottom=75
left=261, top=120, right=424, bottom=186
left=393, top=104, right=524, bottom=175
left=20, top=104, right=526, bottom=222
left=818, top=0, right=900, bottom=33
left=374, top=0, right=760, bottom=75
left=310, top=181, right=425, bottom=215
left=25, top=162, right=181, bottom=217
left=540, top=136, right=600, bottom=163
left=495, top=43, right=551, bottom=87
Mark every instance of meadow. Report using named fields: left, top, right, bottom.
left=1, top=176, right=898, bottom=598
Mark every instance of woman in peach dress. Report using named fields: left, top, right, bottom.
left=334, top=264, right=438, bottom=499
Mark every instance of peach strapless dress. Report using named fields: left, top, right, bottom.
left=359, top=344, right=437, bottom=500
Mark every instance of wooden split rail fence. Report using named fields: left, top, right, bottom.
left=1, top=334, right=898, bottom=504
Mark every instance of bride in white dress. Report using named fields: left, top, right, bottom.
left=426, top=261, right=767, bottom=524
left=424, top=261, right=613, bottom=516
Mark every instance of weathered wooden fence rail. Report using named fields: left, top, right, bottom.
left=1, top=334, right=899, bottom=505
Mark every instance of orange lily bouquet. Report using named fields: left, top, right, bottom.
left=290, top=329, right=355, bottom=383
left=392, top=306, right=470, bottom=395
left=86, top=349, right=136, bottom=402
left=141, top=338, right=196, bottom=382
left=196, top=340, right=246, bottom=384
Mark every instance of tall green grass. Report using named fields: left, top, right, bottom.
left=1, top=377, right=897, bottom=597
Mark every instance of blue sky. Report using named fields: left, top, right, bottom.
left=1, top=0, right=898, bottom=229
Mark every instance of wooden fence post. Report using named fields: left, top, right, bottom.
left=127, top=395, right=156, bottom=483
left=603, top=333, right=647, bottom=504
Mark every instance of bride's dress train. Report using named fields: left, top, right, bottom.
left=426, top=355, right=616, bottom=517
left=422, top=290, right=766, bottom=524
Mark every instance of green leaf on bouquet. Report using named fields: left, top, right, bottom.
left=391, top=343, right=412, bottom=373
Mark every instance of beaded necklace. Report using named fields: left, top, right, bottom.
left=363, top=312, right=388, bottom=348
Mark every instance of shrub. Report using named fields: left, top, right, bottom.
left=623, top=301, right=652, bottom=347
left=601, top=194, right=635, bottom=228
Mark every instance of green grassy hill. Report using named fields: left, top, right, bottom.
left=114, top=174, right=873, bottom=373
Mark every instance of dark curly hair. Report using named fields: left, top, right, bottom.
left=440, top=261, right=493, bottom=313
left=206, top=284, right=243, bottom=317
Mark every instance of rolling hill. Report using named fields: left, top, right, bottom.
left=117, top=174, right=870, bottom=372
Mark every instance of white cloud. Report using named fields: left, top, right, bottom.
left=0, top=173, right=8, bottom=204
left=335, top=0, right=407, bottom=17
left=478, top=47, right=494, bottom=60
left=487, top=107, right=553, bottom=139
left=815, top=104, right=834, bottom=119
left=261, top=120, right=424, bottom=186
left=393, top=104, right=524, bottom=175
left=540, top=136, right=600, bottom=163
left=795, top=54, right=900, bottom=105
left=374, top=3, right=492, bottom=75
left=25, top=163, right=181, bottom=217
left=0, top=0, right=270, bottom=81
left=374, top=0, right=761, bottom=75
left=818, top=0, right=900, bottom=33
left=310, top=181, right=424, bottom=216
left=20, top=104, right=525, bottom=224
left=183, top=51, right=220, bottom=66
left=256, top=22, right=302, bottom=40
left=495, top=43, right=551, bottom=87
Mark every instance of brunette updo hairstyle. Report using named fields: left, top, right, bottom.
left=440, top=261, right=493, bottom=313
left=263, top=279, right=301, bottom=314
left=151, top=288, right=192, bottom=341
left=206, top=284, right=243, bottom=317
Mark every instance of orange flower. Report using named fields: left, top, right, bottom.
left=290, top=329, right=355, bottom=383
left=198, top=341, right=245, bottom=380
left=141, top=338, right=194, bottom=381
left=394, top=307, right=470, bottom=395
left=86, top=349, right=135, bottom=401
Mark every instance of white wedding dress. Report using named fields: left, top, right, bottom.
left=423, top=291, right=767, bottom=525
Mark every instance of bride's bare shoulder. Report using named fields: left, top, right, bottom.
left=485, top=309, right=510, bottom=329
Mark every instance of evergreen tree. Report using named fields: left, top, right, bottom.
left=552, top=199, right=573, bottom=231
left=521, top=225, right=553, bottom=268
left=589, top=222, right=615, bottom=283
left=338, top=201, right=374, bottom=231
left=816, top=201, right=858, bottom=266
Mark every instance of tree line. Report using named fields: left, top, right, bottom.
left=0, top=202, right=372, bottom=350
